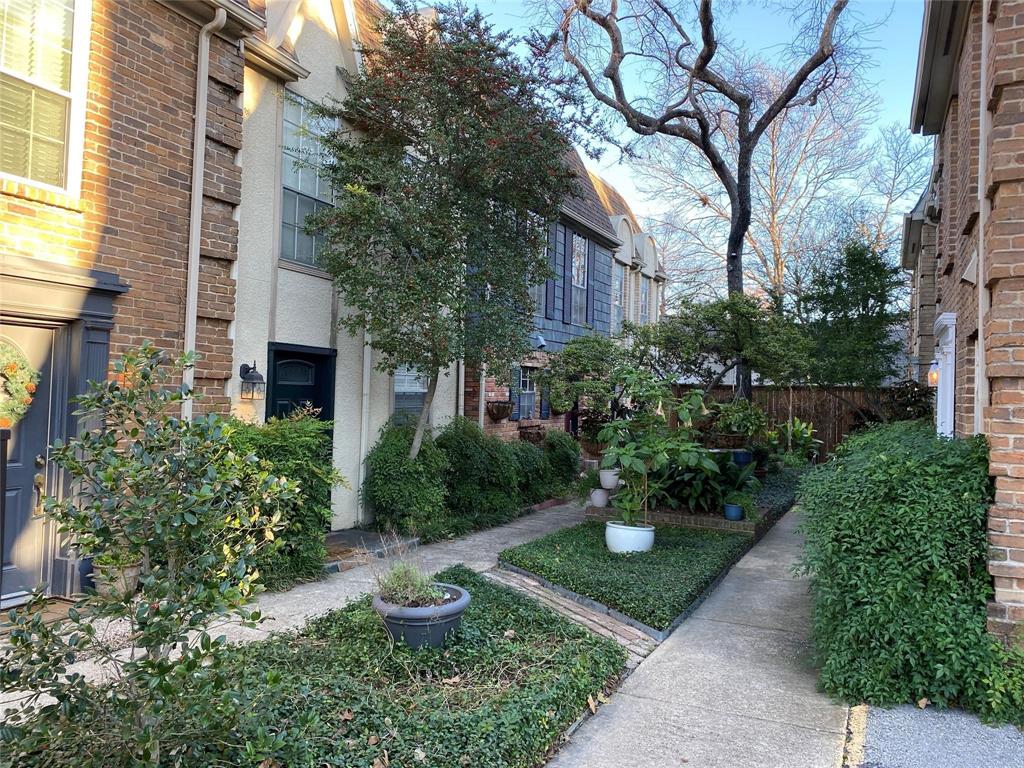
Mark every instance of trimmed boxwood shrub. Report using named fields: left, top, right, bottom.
left=501, top=522, right=750, bottom=630
left=229, top=410, right=344, bottom=590
left=362, top=422, right=453, bottom=541
left=542, top=428, right=581, bottom=486
left=799, top=420, right=1024, bottom=723
left=436, top=417, right=522, bottom=531
left=510, top=439, right=555, bottom=504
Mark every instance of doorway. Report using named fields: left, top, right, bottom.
left=266, top=343, right=336, bottom=421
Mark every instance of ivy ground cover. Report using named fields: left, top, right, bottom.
left=501, top=523, right=750, bottom=631
left=18, top=566, right=625, bottom=767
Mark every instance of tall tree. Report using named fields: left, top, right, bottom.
left=311, top=3, right=577, bottom=458
left=801, top=240, right=906, bottom=399
left=636, top=69, right=871, bottom=306
left=532, top=0, right=856, bottom=394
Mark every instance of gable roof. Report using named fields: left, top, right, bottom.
left=587, top=169, right=642, bottom=233
left=561, top=149, right=620, bottom=246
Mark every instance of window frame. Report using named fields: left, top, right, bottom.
left=517, top=366, right=537, bottom=420
left=392, top=364, right=430, bottom=425
left=612, top=262, right=625, bottom=333
left=279, top=90, right=336, bottom=267
left=640, top=278, right=650, bottom=325
left=570, top=233, right=588, bottom=326
left=0, top=0, right=91, bottom=197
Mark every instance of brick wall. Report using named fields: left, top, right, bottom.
left=984, top=0, right=1024, bottom=639
left=464, top=355, right=570, bottom=442
left=0, top=0, right=243, bottom=413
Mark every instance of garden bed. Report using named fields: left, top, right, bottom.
left=583, top=467, right=803, bottom=541
left=500, top=523, right=752, bottom=640
left=19, top=566, right=625, bottom=767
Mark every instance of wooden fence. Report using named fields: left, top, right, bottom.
left=675, top=385, right=872, bottom=457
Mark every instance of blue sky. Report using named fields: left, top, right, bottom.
left=474, top=0, right=925, bottom=219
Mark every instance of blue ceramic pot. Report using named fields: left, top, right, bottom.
left=732, top=449, right=753, bottom=467
left=723, top=503, right=744, bottom=521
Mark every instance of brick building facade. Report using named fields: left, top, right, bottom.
left=903, top=0, right=1024, bottom=640
left=0, top=0, right=256, bottom=602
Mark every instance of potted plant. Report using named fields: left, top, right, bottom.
left=708, top=399, right=768, bottom=458
left=723, top=491, right=755, bottom=521
left=485, top=400, right=513, bottom=422
left=91, top=550, right=143, bottom=598
left=372, top=561, right=470, bottom=649
left=598, top=466, right=620, bottom=490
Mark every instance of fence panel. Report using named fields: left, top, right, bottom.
left=679, top=386, right=871, bottom=456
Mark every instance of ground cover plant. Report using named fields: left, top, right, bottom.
left=799, top=420, right=1024, bottom=724
left=501, top=522, right=750, bottom=630
left=4, top=566, right=625, bottom=767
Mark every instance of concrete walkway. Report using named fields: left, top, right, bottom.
left=223, top=500, right=587, bottom=643
left=548, top=511, right=848, bottom=768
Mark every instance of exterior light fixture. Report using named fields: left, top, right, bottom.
left=927, top=360, right=939, bottom=388
left=239, top=361, right=266, bottom=401
left=533, top=333, right=547, bottom=350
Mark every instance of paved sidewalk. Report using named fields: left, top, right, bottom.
left=548, top=511, right=848, bottom=768
left=854, top=704, right=1024, bottom=768
left=224, top=500, right=587, bottom=642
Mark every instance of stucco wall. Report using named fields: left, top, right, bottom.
left=234, top=0, right=455, bottom=531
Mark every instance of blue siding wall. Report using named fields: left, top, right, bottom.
left=532, top=220, right=613, bottom=352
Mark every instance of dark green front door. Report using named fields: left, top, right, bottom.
left=266, top=343, right=336, bottom=421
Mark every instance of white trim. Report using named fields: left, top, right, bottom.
left=0, top=0, right=91, bottom=198
left=933, top=312, right=957, bottom=437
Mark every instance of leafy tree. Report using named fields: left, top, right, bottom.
left=311, top=2, right=576, bottom=458
left=801, top=240, right=906, bottom=401
left=627, top=294, right=811, bottom=390
left=537, top=334, right=626, bottom=416
left=0, top=344, right=294, bottom=765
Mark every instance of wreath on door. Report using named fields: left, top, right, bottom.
left=0, top=341, right=40, bottom=429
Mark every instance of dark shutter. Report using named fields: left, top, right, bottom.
left=540, top=387, right=551, bottom=419
left=586, top=240, right=596, bottom=325
left=544, top=225, right=556, bottom=319
left=562, top=227, right=573, bottom=325
left=509, top=366, right=520, bottom=421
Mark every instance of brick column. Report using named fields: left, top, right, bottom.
left=984, top=0, right=1024, bottom=642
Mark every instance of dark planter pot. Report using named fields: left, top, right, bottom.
left=78, top=556, right=95, bottom=592
left=372, top=583, right=471, bottom=649
left=732, top=449, right=753, bottom=467
left=485, top=401, right=513, bottom=422
left=723, top=503, right=744, bottom=521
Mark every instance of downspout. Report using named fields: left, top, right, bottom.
left=976, top=0, right=992, bottom=434
left=182, top=7, right=227, bottom=420
left=477, top=366, right=486, bottom=428
left=356, top=330, right=372, bottom=524
left=457, top=360, right=465, bottom=417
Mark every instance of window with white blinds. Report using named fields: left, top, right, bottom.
left=640, top=278, right=650, bottom=325
left=0, top=0, right=77, bottom=189
left=393, top=365, right=429, bottom=425
left=281, top=92, right=336, bottom=266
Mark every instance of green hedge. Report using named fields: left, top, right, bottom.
left=10, top=566, right=625, bottom=767
left=501, top=522, right=750, bottom=630
left=229, top=412, right=342, bottom=590
left=542, top=429, right=581, bottom=486
left=436, top=417, right=523, bottom=531
left=799, top=420, right=1024, bottom=723
left=361, top=423, right=452, bottom=541
left=364, top=421, right=580, bottom=541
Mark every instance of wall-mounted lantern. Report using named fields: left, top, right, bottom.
left=239, top=361, right=266, bottom=401
left=927, top=360, right=939, bottom=388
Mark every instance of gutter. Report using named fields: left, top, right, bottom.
left=182, top=7, right=227, bottom=420
left=357, top=330, right=372, bottom=524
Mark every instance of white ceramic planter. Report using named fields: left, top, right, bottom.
left=605, top=521, right=655, bottom=553
left=589, top=488, right=610, bottom=507
left=599, top=468, right=620, bottom=490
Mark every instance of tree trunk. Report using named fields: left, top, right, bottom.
left=730, top=153, right=753, bottom=399
left=408, top=370, right=439, bottom=460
